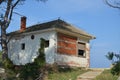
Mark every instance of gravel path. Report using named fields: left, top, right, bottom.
left=77, top=68, right=104, bottom=80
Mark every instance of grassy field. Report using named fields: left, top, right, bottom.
left=93, top=69, right=119, bottom=80
left=0, top=66, right=88, bottom=80
left=48, top=67, right=88, bottom=80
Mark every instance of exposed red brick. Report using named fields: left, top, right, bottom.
left=58, top=41, right=76, bottom=48
left=58, top=33, right=77, bottom=42
left=57, top=47, right=76, bottom=55
left=20, top=16, right=26, bottom=32
left=57, top=33, right=77, bottom=55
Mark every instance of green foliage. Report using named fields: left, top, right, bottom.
left=105, top=52, right=114, bottom=64
left=106, top=52, right=120, bottom=76
left=0, top=51, right=13, bottom=70
left=114, top=54, right=120, bottom=62
left=111, top=62, right=120, bottom=75
left=19, top=63, right=40, bottom=79
left=35, top=38, right=46, bottom=67
left=2, top=58, right=14, bottom=70
left=106, top=52, right=114, bottom=60
left=48, top=67, right=88, bottom=80
left=94, top=69, right=119, bottom=80
left=18, top=38, right=46, bottom=79
left=0, top=69, right=17, bottom=80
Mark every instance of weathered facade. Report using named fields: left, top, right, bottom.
left=7, top=17, right=95, bottom=68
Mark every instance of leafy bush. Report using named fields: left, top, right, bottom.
left=19, top=63, right=40, bottom=79
left=111, top=62, right=120, bottom=75
left=106, top=52, right=120, bottom=76
left=19, top=38, right=46, bottom=79
left=94, top=69, right=119, bottom=80
left=2, top=58, right=14, bottom=70
left=106, top=52, right=114, bottom=64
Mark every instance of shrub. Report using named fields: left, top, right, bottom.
left=2, top=58, right=14, bottom=70
left=94, top=70, right=118, bottom=80
left=111, top=62, right=120, bottom=75
left=19, top=38, right=46, bottom=79
left=19, top=63, right=40, bottom=79
left=106, top=52, right=120, bottom=76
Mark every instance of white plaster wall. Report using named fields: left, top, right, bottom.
left=85, top=43, right=90, bottom=67
left=55, top=54, right=88, bottom=67
left=8, top=31, right=57, bottom=65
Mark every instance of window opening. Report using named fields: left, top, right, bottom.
left=21, top=43, right=25, bottom=50
left=31, top=35, right=35, bottom=40
left=45, top=40, right=49, bottom=48
left=78, top=49, right=85, bottom=57
left=77, top=42, right=85, bottom=57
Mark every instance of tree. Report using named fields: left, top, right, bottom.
left=0, top=0, right=47, bottom=61
left=104, top=0, right=120, bottom=9
left=106, top=52, right=120, bottom=75
left=106, top=52, right=114, bottom=64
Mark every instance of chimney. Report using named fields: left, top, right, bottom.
left=20, top=16, right=26, bottom=32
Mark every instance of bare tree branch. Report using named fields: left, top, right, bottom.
left=12, top=0, right=21, bottom=8
left=3, top=0, right=12, bottom=29
left=7, top=0, right=21, bottom=28
left=4, top=0, right=12, bottom=20
left=13, top=11, right=24, bottom=16
left=0, top=0, right=6, bottom=5
left=104, top=0, right=120, bottom=9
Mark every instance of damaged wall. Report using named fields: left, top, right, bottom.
left=55, top=33, right=90, bottom=67
left=57, top=33, right=77, bottom=55
left=8, top=31, right=57, bottom=65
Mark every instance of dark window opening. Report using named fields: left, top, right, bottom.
left=78, top=49, right=85, bottom=57
left=77, top=42, right=86, bottom=57
left=31, top=35, right=35, bottom=40
left=45, top=40, right=49, bottom=48
left=21, top=43, right=25, bottom=50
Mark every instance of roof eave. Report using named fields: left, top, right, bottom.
left=55, top=28, right=95, bottom=40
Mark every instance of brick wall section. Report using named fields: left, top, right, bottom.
left=57, top=33, right=77, bottom=55
left=20, top=16, right=26, bottom=32
left=57, top=47, right=76, bottom=55
left=58, top=41, right=76, bottom=48
left=58, top=33, right=76, bottom=42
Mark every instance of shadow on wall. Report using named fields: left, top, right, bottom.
left=0, top=51, right=2, bottom=66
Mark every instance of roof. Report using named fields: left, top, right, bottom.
left=8, top=19, right=95, bottom=39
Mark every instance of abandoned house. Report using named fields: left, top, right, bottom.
left=7, top=17, right=95, bottom=68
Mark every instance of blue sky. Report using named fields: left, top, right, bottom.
left=7, top=0, right=120, bottom=68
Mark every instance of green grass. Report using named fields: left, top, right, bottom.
left=93, top=69, right=119, bottom=80
left=48, top=67, right=88, bottom=80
